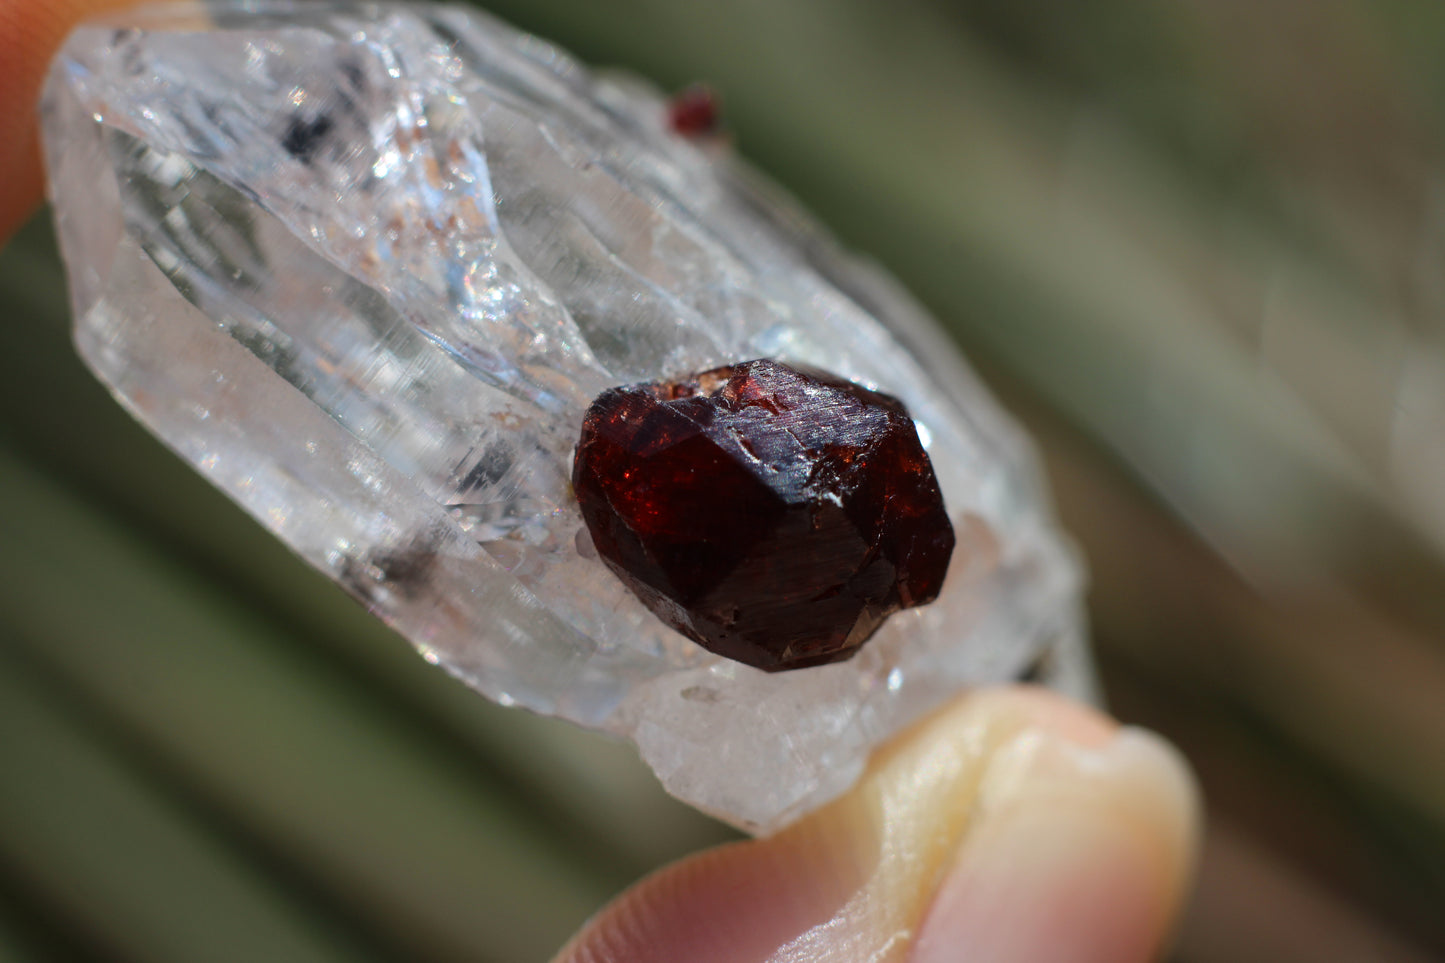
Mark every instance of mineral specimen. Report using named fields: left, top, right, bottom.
left=41, top=0, right=1090, bottom=831
left=574, top=360, right=955, bottom=671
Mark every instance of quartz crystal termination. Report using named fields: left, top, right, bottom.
left=574, top=360, right=955, bottom=671
left=42, top=0, right=1091, bottom=832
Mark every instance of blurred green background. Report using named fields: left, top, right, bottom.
left=4, top=0, right=1445, bottom=959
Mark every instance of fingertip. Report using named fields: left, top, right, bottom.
left=556, top=687, right=1199, bottom=963
left=0, top=0, right=140, bottom=243
left=910, top=724, right=1201, bottom=963
left=554, top=818, right=863, bottom=963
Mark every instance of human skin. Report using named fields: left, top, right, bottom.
left=0, top=3, right=1201, bottom=959
left=557, top=687, right=1198, bottom=963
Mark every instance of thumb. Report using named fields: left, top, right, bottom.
left=557, top=686, right=1199, bottom=963
left=0, top=0, right=140, bottom=242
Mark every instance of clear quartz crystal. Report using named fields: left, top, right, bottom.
left=42, top=0, right=1092, bottom=832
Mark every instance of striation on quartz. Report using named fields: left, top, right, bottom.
left=41, top=0, right=1091, bottom=832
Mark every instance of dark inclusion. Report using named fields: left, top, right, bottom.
left=282, top=113, right=334, bottom=165
left=572, top=359, right=956, bottom=672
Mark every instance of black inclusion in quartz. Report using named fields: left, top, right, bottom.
left=282, top=113, right=334, bottom=164
left=572, top=359, right=955, bottom=672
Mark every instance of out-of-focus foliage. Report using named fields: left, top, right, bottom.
left=3, top=0, right=1445, bottom=960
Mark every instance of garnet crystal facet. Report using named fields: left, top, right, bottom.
left=573, top=360, right=955, bottom=671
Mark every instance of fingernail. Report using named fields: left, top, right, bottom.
left=910, top=725, right=1199, bottom=963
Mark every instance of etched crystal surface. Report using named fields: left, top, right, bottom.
left=42, top=0, right=1091, bottom=831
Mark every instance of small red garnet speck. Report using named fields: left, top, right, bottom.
left=572, top=359, right=955, bottom=672
left=667, top=84, right=721, bottom=138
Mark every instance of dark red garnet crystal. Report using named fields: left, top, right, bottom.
left=572, top=359, right=955, bottom=671
left=666, top=84, right=721, bottom=137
